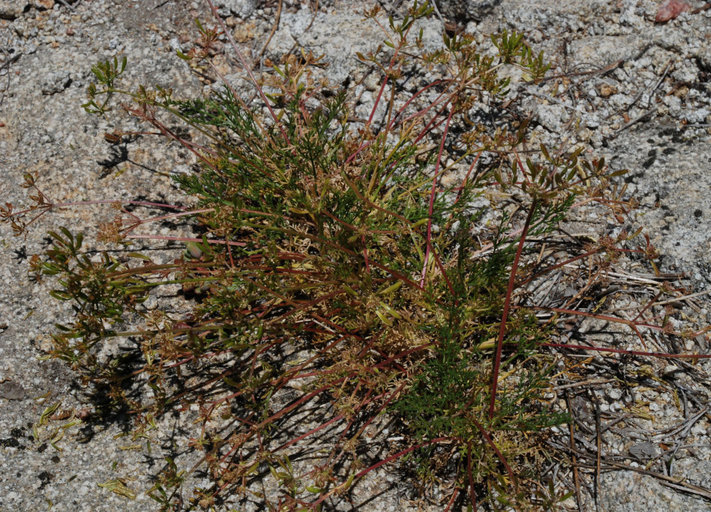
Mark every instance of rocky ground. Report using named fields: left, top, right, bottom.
left=1, top=0, right=710, bottom=510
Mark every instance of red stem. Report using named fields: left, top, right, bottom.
left=444, top=488, right=460, bottom=512
left=488, top=200, right=538, bottom=419
left=309, top=437, right=453, bottom=508
left=539, top=306, right=666, bottom=333
left=420, top=107, right=455, bottom=288
left=126, top=234, right=246, bottom=247
left=543, top=342, right=711, bottom=359
left=466, top=443, right=478, bottom=511
left=204, top=0, right=289, bottom=143
left=468, top=416, right=516, bottom=484
left=8, top=199, right=188, bottom=219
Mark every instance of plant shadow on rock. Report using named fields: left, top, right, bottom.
left=3, top=1, right=711, bottom=510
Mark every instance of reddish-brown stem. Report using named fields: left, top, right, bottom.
left=119, top=208, right=214, bottom=234
left=539, top=306, right=666, bottom=333
left=366, top=71, right=389, bottom=129
left=512, top=147, right=533, bottom=189
left=268, top=288, right=348, bottom=324
left=632, top=289, right=665, bottom=323
left=467, top=416, right=516, bottom=485
left=361, top=233, right=371, bottom=272
left=431, top=248, right=457, bottom=299
left=339, top=169, right=414, bottom=228
left=273, top=414, right=346, bottom=454
left=444, top=488, right=460, bottom=512
left=412, top=97, right=453, bottom=146
left=126, top=106, right=220, bottom=168
left=516, top=247, right=602, bottom=287
left=310, top=437, right=453, bottom=508
left=244, top=277, right=360, bottom=338
left=321, top=209, right=396, bottom=235
left=355, top=438, right=451, bottom=479
left=125, top=234, right=247, bottom=248
left=451, top=151, right=483, bottom=210
left=363, top=12, right=421, bottom=131
left=204, top=0, right=289, bottom=143
left=543, top=342, right=711, bottom=359
left=256, top=378, right=346, bottom=432
left=372, top=343, right=432, bottom=369
left=421, top=107, right=455, bottom=288
left=344, top=81, right=453, bottom=178
left=394, top=82, right=455, bottom=132
left=466, top=442, right=478, bottom=511
left=8, top=199, right=188, bottom=219
left=488, top=199, right=538, bottom=419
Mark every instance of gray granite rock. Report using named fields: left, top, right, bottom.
left=40, top=70, right=71, bottom=94
left=0, top=0, right=29, bottom=20
left=216, top=0, right=256, bottom=18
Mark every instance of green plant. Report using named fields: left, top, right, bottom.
left=4, top=1, right=710, bottom=510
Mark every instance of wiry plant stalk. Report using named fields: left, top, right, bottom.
left=489, top=199, right=538, bottom=420
left=421, top=107, right=454, bottom=288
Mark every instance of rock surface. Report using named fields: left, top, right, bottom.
left=1, top=0, right=711, bottom=510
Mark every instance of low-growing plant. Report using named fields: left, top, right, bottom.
left=4, top=1, right=711, bottom=510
